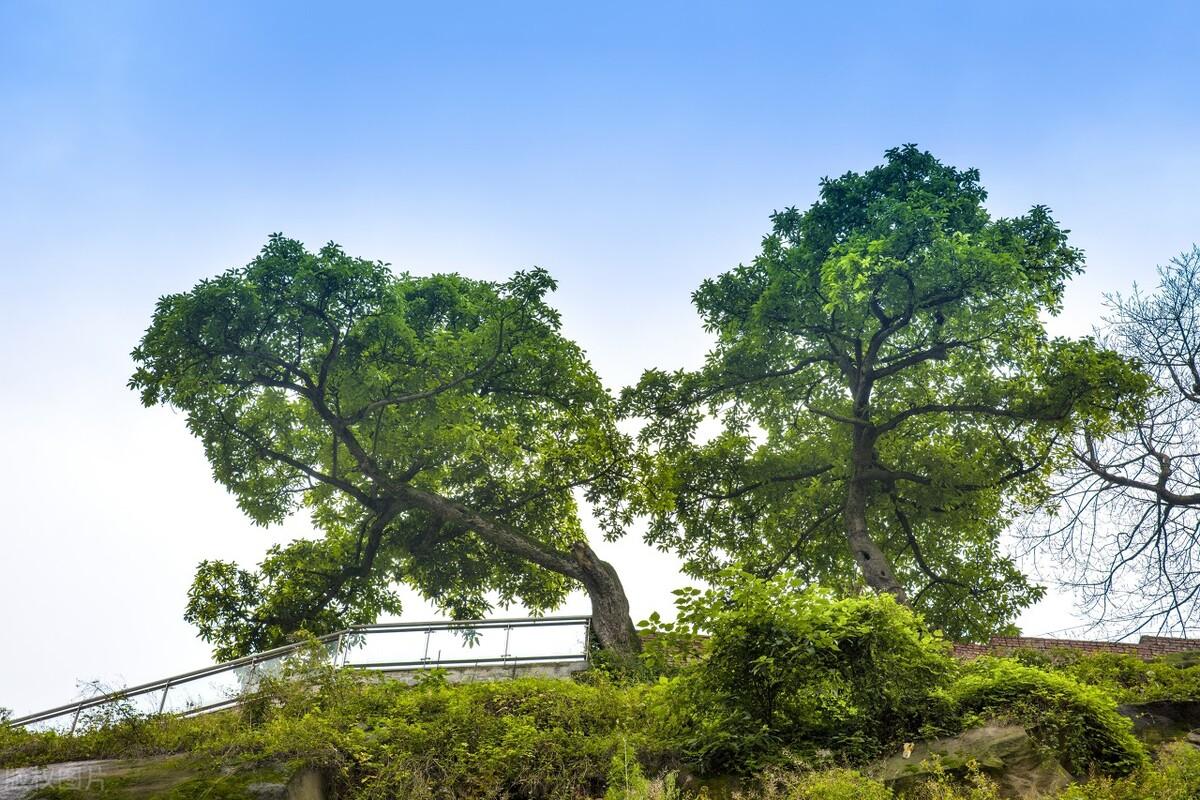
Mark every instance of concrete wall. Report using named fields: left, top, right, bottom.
left=381, top=659, right=588, bottom=685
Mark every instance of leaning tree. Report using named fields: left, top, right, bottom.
left=131, top=235, right=639, bottom=659
left=623, top=146, right=1145, bottom=640
left=1040, top=247, right=1200, bottom=635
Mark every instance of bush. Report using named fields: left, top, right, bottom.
left=237, top=674, right=658, bottom=799
left=1055, top=651, right=1200, bottom=704
left=904, top=759, right=1002, bottom=800
left=8, top=596, right=1194, bottom=798
left=1004, top=647, right=1200, bottom=704
left=0, top=705, right=243, bottom=769
left=772, top=768, right=893, bottom=800
left=604, top=741, right=650, bottom=800
left=946, top=658, right=1146, bottom=777
left=733, top=763, right=1002, bottom=800
left=2, top=663, right=660, bottom=799
left=648, top=572, right=956, bottom=773
left=1056, top=742, right=1200, bottom=800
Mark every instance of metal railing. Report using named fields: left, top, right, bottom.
left=8, top=615, right=591, bottom=732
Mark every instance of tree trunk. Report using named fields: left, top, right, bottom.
left=571, top=541, right=642, bottom=655
left=844, top=387, right=909, bottom=603
left=395, top=483, right=642, bottom=655
left=844, top=472, right=908, bottom=603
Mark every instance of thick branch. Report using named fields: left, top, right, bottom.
left=393, top=483, right=586, bottom=580
left=875, top=401, right=1066, bottom=437
left=698, top=464, right=833, bottom=501
left=1077, top=433, right=1200, bottom=506
left=256, top=503, right=402, bottom=636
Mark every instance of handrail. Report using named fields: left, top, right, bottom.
left=7, top=615, right=592, bottom=730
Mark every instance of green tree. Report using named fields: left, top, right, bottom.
left=131, top=235, right=639, bottom=658
left=623, top=146, right=1146, bottom=640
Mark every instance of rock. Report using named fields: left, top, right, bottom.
left=1117, top=700, right=1200, bottom=743
left=286, top=767, right=328, bottom=800
left=871, top=723, right=1073, bottom=799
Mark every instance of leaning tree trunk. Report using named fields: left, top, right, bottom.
left=396, top=483, right=642, bottom=655
left=571, top=541, right=641, bottom=655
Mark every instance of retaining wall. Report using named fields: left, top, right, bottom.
left=952, top=634, right=1200, bottom=660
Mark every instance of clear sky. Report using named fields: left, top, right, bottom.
left=2, top=1, right=1200, bottom=716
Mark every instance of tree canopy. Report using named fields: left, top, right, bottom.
left=131, top=235, right=639, bottom=659
left=623, top=145, right=1147, bottom=640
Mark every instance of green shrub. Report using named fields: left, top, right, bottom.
left=0, top=706, right=244, bottom=769
left=601, top=770, right=684, bottom=800
left=1001, top=648, right=1200, bottom=704
left=2, top=666, right=659, bottom=799
left=733, top=764, right=1001, bottom=800
left=9, top=600, right=1192, bottom=798
left=947, top=658, right=1146, bottom=777
left=1055, top=651, right=1200, bottom=704
left=636, top=605, right=708, bottom=679
left=650, top=572, right=956, bottom=773
left=732, top=766, right=893, bottom=800
left=604, top=739, right=650, bottom=800
left=1159, top=650, right=1200, bottom=668
left=905, top=759, right=1002, bottom=800
left=1007, top=646, right=1078, bottom=670
left=242, top=675, right=657, bottom=799
left=1056, top=742, right=1200, bottom=800
left=782, top=768, right=894, bottom=799
left=1057, top=652, right=1151, bottom=698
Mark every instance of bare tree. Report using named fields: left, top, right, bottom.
left=1036, top=247, right=1200, bottom=634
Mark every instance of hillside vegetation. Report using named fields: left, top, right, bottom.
left=4, top=576, right=1200, bottom=798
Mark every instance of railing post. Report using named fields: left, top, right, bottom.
left=68, top=703, right=82, bottom=735
left=422, top=627, right=432, bottom=664
left=158, top=680, right=171, bottom=715
left=502, top=624, right=512, bottom=664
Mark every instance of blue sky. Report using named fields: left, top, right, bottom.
left=2, top=1, right=1199, bottom=714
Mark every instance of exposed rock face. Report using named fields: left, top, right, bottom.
left=1117, top=700, right=1200, bottom=744
left=871, top=723, right=1073, bottom=799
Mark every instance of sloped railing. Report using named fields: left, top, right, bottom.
left=8, top=616, right=591, bottom=732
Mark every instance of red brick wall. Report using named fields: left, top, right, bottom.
left=951, top=643, right=991, bottom=659
left=952, top=634, right=1200, bottom=661
left=645, top=632, right=1200, bottom=661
